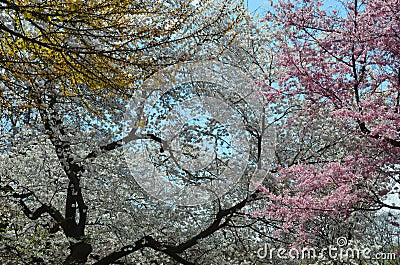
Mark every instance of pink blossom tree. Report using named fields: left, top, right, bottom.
left=256, top=0, right=400, bottom=243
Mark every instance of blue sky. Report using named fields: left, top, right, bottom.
left=246, top=0, right=267, bottom=13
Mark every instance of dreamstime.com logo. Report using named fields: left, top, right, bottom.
left=122, top=60, right=275, bottom=206
left=257, top=237, right=398, bottom=262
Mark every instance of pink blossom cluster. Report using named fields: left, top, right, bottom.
left=256, top=0, right=400, bottom=240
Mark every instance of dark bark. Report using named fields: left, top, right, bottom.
left=63, top=242, right=93, bottom=265
left=40, top=102, right=92, bottom=263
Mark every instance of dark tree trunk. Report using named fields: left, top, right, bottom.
left=63, top=241, right=93, bottom=265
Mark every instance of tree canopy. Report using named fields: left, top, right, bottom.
left=1, top=0, right=399, bottom=264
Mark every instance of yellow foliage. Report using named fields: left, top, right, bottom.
left=0, top=0, right=245, bottom=115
